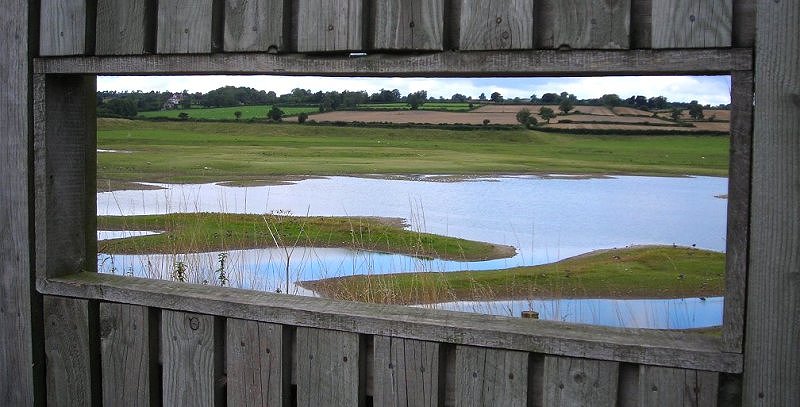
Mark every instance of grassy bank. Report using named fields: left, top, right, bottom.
left=137, top=105, right=319, bottom=120
left=97, top=119, right=729, bottom=184
left=300, top=246, right=724, bottom=304
left=98, top=213, right=516, bottom=262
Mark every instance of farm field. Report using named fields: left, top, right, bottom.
left=356, top=102, right=473, bottom=111
left=137, top=105, right=318, bottom=120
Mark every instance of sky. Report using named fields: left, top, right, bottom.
left=98, top=75, right=732, bottom=106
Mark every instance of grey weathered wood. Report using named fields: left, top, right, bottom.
left=732, top=0, right=754, bottom=48
left=226, top=319, right=289, bottom=406
left=721, top=70, right=753, bottom=353
left=629, top=0, right=652, bottom=49
left=373, top=336, right=440, bottom=406
left=33, top=48, right=753, bottom=76
left=296, top=0, right=364, bottom=52
left=224, top=0, right=286, bottom=52
left=99, top=303, right=150, bottom=406
left=652, top=0, right=732, bottom=48
left=454, top=346, right=528, bottom=407
left=639, top=366, right=718, bottom=406
left=616, top=364, right=640, bottom=407
left=538, top=0, right=631, bottom=49
left=458, top=0, right=533, bottom=50
left=157, top=0, right=215, bottom=53
left=542, top=356, right=619, bottom=406
left=0, top=1, right=35, bottom=404
left=40, top=273, right=744, bottom=373
left=44, top=296, right=94, bottom=407
left=40, top=0, right=92, bottom=56
left=743, top=0, right=800, bottom=405
left=33, top=74, right=97, bottom=279
left=95, top=0, right=153, bottom=55
left=372, top=0, right=444, bottom=50
left=161, top=310, right=216, bottom=406
left=295, top=327, right=363, bottom=406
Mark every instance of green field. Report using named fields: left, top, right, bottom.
left=137, top=105, right=319, bottom=120
left=356, top=102, right=474, bottom=111
left=97, top=118, right=729, bottom=184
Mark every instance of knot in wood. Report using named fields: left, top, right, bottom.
left=409, top=21, right=415, bottom=28
left=502, top=31, right=510, bottom=40
left=188, top=317, right=200, bottom=330
left=342, top=356, right=348, bottom=362
left=573, top=372, right=585, bottom=384
left=472, top=371, right=478, bottom=378
left=689, top=15, right=696, bottom=22
left=327, top=25, right=334, bottom=31
left=184, top=28, right=190, bottom=34
left=495, top=17, right=503, bottom=24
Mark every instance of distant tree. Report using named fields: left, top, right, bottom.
left=180, top=96, right=192, bottom=109
left=600, top=94, right=622, bottom=108
left=478, top=93, right=487, bottom=101
left=540, top=93, right=559, bottom=104
left=297, top=112, right=309, bottom=123
left=100, top=98, right=138, bottom=118
left=234, top=111, right=242, bottom=120
left=482, top=118, right=491, bottom=125
left=490, top=92, right=503, bottom=103
left=539, top=107, right=556, bottom=123
left=529, top=94, right=539, bottom=103
left=648, top=96, right=669, bottom=110
left=406, top=90, right=428, bottom=110
left=451, top=93, right=468, bottom=102
left=268, top=106, right=284, bottom=121
left=670, top=108, right=683, bottom=120
left=558, top=98, right=575, bottom=114
left=687, top=100, right=705, bottom=120
left=177, top=112, right=189, bottom=121
left=516, top=109, right=532, bottom=126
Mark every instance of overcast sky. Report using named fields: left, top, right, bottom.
left=98, top=75, right=732, bottom=106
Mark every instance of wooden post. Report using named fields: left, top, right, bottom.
left=651, top=0, right=732, bottom=48
left=743, top=0, right=800, bottom=405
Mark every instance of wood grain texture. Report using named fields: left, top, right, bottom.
left=743, top=0, right=800, bottom=405
left=629, top=0, right=652, bottom=49
left=454, top=346, right=528, bottom=407
left=157, top=0, right=214, bottom=53
left=295, top=327, right=363, bottom=406
left=40, top=0, right=90, bottom=56
left=732, top=0, right=754, bottom=48
left=96, top=0, right=152, bottom=55
left=542, top=356, right=619, bottom=406
left=161, top=310, right=216, bottom=407
left=458, top=0, right=534, bottom=50
left=616, top=364, right=640, bottom=407
left=296, top=0, right=363, bottom=52
left=721, top=70, right=753, bottom=353
left=224, top=0, right=285, bottom=52
left=639, top=366, right=718, bottom=406
left=372, top=0, right=444, bottom=50
left=373, top=336, right=440, bottom=406
left=99, top=303, right=150, bottom=406
left=44, top=296, right=93, bottom=407
left=652, top=0, right=732, bottom=48
left=539, top=0, right=631, bottom=49
left=226, top=319, right=289, bottom=406
left=33, top=75, right=97, bottom=279
left=0, top=1, right=35, bottom=404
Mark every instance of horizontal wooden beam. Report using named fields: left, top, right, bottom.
left=38, top=273, right=743, bottom=373
left=34, top=48, right=752, bottom=76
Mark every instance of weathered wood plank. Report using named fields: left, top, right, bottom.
left=295, top=327, right=363, bottom=406
left=542, top=356, right=619, bottom=406
left=732, top=0, right=754, bottom=48
left=454, top=346, right=528, bottom=407
left=296, top=0, right=364, bottom=52
left=373, top=336, right=440, bottom=406
left=224, top=0, right=286, bottom=52
left=99, top=303, right=150, bottom=406
left=226, top=319, right=289, bottom=406
left=0, top=1, right=35, bottom=404
left=539, top=0, right=631, bottom=49
left=161, top=310, right=216, bottom=406
left=95, top=0, right=154, bottom=55
left=44, top=296, right=95, bottom=406
left=617, top=363, right=640, bottom=407
left=639, top=366, right=718, bottom=405
left=157, top=0, right=215, bottom=53
left=629, top=0, right=652, bottom=49
left=39, top=273, right=744, bottom=373
left=40, top=0, right=93, bottom=56
left=458, top=0, right=533, bottom=50
left=652, top=0, right=732, bottom=48
left=743, top=0, right=800, bottom=404
left=372, top=0, right=444, bottom=50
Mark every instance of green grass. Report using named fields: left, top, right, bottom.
left=137, top=105, right=319, bottom=120
left=300, top=246, right=725, bottom=304
left=357, top=102, right=474, bottom=111
left=97, top=118, right=729, bottom=184
left=98, top=213, right=516, bottom=262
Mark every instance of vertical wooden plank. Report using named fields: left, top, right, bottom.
left=542, top=356, right=619, bottom=407
left=96, top=0, right=154, bottom=55
left=639, top=366, right=718, bottom=406
left=161, top=310, right=216, bottom=407
left=454, top=346, right=528, bottom=407
left=743, top=0, right=800, bottom=405
left=458, top=0, right=534, bottom=50
left=100, top=303, right=150, bottom=406
left=40, top=0, right=93, bottom=56
left=616, top=364, right=640, bottom=407
left=296, top=0, right=364, bottom=52
left=34, top=74, right=97, bottom=279
left=372, top=0, right=444, bottom=50
left=373, top=336, right=440, bottom=407
left=295, top=327, right=363, bottom=407
left=157, top=0, right=215, bottom=54
left=226, top=319, right=289, bottom=406
left=540, top=0, right=631, bottom=49
left=732, top=0, right=754, bottom=48
left=629, top=0, right=652, bottom=49
left=224, top=0, right=286, bottom=52
left=0, top=0, right=35, bottom=404
left=652, top=0, right=732, bottom=48
left=722, top=70, right=753, bottom=353
left=44, top=296, right=94, bottom=407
